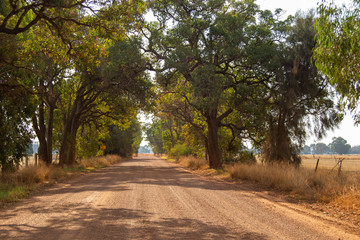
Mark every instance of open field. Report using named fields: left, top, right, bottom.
left=301, top=155, right=360, bottom=172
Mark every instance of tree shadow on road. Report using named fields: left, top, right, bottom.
left=0, top=205, right=268, bottom=240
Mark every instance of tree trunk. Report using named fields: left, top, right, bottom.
left=59, top=105, right=80, bottom=166
left=46, top=105, right=54, bottom=164
left=59, top=120, right=78, bottom=166
left=275, top=110, right=284, bottom=161
left=33, top=101, right=49, bottom=164
left=207, top=115, right=222, bottom=169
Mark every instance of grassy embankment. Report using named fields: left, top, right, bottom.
left=0, top=155, right=121, bottom=206
left=167, top=155, right=360, bottom=217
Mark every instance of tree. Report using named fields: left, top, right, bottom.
left=313, top=142, right=330, bottom=154
left=138, top=145, right=152, bottom=154
left=58, top=38, right=151, bottom=165
left=146, top=0, right=280, bottom=168
left=1, top=0, right=147, bottom=166
left=301, top=145, right=311, bottom=154
left=0, top=86, right=34, bottom=172
left=76, top=122, right=110, bottom=159
left=330, top=137, right=351, bottom=155
left=262, top=12, right=340, bottom=166
left=146, top=119, right=165, bottom=155
left=19, top=23, right=71, bottom=164
left=350, top=145, right=360, bottom=154
left=104, top=118, right=143, bottom=158
left=0, top=0, right=144, bottom=36
left=315, top=0, right=360, bottom=120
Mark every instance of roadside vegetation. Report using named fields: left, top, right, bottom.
left=0, top=155, right=122, bottom=206
left=166, top=154, right=360, bottom=222
left=1, top=0, right=360, bottom=226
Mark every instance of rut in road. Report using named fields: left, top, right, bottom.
left=0, top=155, right=359, bottom=240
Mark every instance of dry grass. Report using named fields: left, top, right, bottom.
left=178, top=156, right=208, bottom=170
left=301, top=155, right=360, bottom=172
left=226, top=163, right=360, bottom=211
left=332, top=186, right=360, bottom=215
left=169, top=155, right=360, bottom=215
left=0, top=155, right=122, bottom=205
left=78, top=155, right=121, bottom=169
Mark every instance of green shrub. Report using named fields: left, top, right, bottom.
left=223, top=151, right=256, bottom=164
left=169, top=144, right=192, bottom=160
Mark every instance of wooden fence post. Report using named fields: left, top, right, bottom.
left=35, top=153, right=38, bottom=166
left=314, top=158, right=320, bottom=172
left=338, top=159, right=343, bottom=177
left=25, top=154, right=29, bottom=167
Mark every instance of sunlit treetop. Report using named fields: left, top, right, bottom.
left=0, top=0, right=145, bottom=36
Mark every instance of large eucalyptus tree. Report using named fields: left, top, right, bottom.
left=145, top=0, right=280, bottom=168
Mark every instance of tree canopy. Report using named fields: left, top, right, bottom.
left=315, top=0, right=360, bottom=120
left=330, top=137, right=351, bottom=155
left=0, top=0, right=152, bottom=170
left=1, top=0, right=355, bottom=171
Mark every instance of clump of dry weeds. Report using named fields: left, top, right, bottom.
left=178, top=156, right=208, bottom=170
left=78, top=155, right=121, bottom=168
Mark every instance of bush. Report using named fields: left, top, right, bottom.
left=223, top=151, right=256, bottom=164
left=169, top=144, right=192, bottom=160
left=18, top=165, right=51, bottom=184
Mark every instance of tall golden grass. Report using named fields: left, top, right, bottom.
left=0, top=155, right=122, bottom=205
left=178, top=156, right=208, bottom=170
left=301, top=154, right=360, bottom=172
left=173, top=155, right=360, bottom=215
left=78, top=155, right=121, bottom=168
left=226, top=163, right=360, bottom=214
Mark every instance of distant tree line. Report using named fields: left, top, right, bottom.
left=301, top=137, right=356, bottom=155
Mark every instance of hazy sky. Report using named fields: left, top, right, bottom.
left=257, top=0, right=352, bottom=16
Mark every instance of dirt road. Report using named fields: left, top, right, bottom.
left=0, top=156, right=359, bottom=239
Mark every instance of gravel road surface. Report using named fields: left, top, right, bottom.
left=0, top=155, right=359, bottom=239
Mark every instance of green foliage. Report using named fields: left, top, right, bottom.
left=313, top=143, right=330, bottom=154
left=104, top=118, right=142, bottom=158
left=147, top=0, right=280, bottom=168
left=223, top=151, right=256, bottom=165
left=315, top=0, right=360, bottom=120
left=146, top=119, right=165, bottom=155
left=0, top=86, right=34, bottom=172
left=330, top=137, right=351, bottom=155
left=301, top=145, right=311, bottom=154
left=169, top=144, right=192, bottom=160
left=0, top=0, right=145, bottom=36
left=350, top=145, right=360, bottom=154
left=1, top=0, right=150, bottom=167
left=76, top=124, right=109, bottom=160
left=262, top=11, right=341, bottom=166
